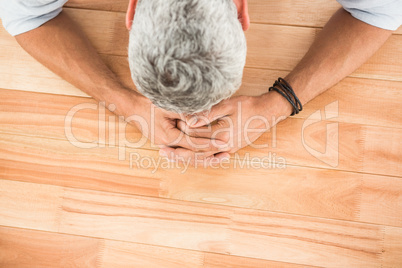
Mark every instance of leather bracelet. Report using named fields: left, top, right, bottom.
left=269, top=77, right=303, bottom=116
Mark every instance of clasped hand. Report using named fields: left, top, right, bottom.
left=122, top=90, right=289, bottom=165
left=129, top=91, right=289, bottom=165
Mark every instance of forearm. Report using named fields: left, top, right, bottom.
left=264, top=8, right=392, bottom=116
left=15, top=11, right=139, bottom=117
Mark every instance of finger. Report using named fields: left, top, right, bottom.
left=177, top=119, right=231, bottom=144
left=163, top=110, right=186, bottom=120
left=167, top=127, right=228, bottom=152
left=186, top=102, right=232, bottom=127
left=177, top=120, right=214, bottom=138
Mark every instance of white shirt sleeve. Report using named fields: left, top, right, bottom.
left=0, top=0, right=68, bottom=36
left=337, top=0, right=402, bottom=31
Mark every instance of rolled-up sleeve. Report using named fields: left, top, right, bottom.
left=0, top=0, right=68, bottom=36
left=337, top=0, right=402, bottom=31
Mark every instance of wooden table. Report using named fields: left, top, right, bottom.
left=1, top=1, right=401, bottom=267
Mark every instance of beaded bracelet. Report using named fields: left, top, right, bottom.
left=269, top=77, right=303, bottom=116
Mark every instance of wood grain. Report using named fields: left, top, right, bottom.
left=382, top=227, right=402, bottom=267
left=0, top=226, right=322, bottom=268
left=1, top=130, right=401, bottom=226
left=1, top=39, right=402, bottom=130
left=0, top=180, right=62, bottom=232
left=0, top=133, right=361, bottom=222
left=1, top=88, right=401, bottom=177
left=1, top=180, right=401, bottom=267
left=1, top=121, right=402, bottom=227
left=1, top=1, right=401, bottom=267
left=101, top=240, right=204, bottom=268
left=64, top=0, right=402, bottom=35
left=228, top=209, right=384, bottom=267
left=66, top=0, right=128, bottom=13
left=203, top=253, right=315, bottom=268
left=244, top=23, right=402, bottom=81
left=359, top=176, right=402, bottom=227
left=1, top=8, right=401, bottom=94
left=0, top=226, right=102, bottom=268
left=0, top=226, right=204, bottom=268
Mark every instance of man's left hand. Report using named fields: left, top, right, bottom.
left=159, top=91, right=292, bottom=164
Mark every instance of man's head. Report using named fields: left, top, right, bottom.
left=127, top=0, right=248, bottom=114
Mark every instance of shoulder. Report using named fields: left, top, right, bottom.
left=336, top=0, right=402, bottom=30
left=0, top=0, right=68, bottom=36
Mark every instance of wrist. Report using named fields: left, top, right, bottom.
left=258, top=90, right=294, bottom=119
left=102, top=86, right=148, bottom=118
left=284, top=74, right=309, bottom=107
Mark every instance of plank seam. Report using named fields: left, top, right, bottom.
left=354, top=178, right=363, bottom=222
left=96, top=239, right=106, bottom=268
left=201, top=250, right=206, bottom=267
left=360, top=126, right=369, bottom=174
left=380, top=226, right=386, bottom=268
left=56, top=187, right=66, bottom=233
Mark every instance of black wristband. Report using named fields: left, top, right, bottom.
left=269, top=77, right=303, bottom=116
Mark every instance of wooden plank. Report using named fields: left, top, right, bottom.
left=0, top=52, right=132, bottom=97
left=66, top=0, right=128, bottom=13
left=0, top=119, right=401, bottom=225
left=228, top=208, right=385, bottom=268
left=382, top=227, right=402, bottom=267
left=359, top=176, right=402, bottom=227
left=248, top=0, right=340, bottom=28
left=102, top=240, right=204, bottom=268
left=247, top=0, right=402, bottom=35
left=71, top=8, right=402, bottom=81
left=0, top=226, right=102, bottom=268
left=0, top=226, right=205, bottom=268
left=58, top=186, right=233, bottom=251
left=240, top=70, right=402, bottom=128
left=0, top=179, right=62, bottom=232
left=0, top=133, right=362, bottom=222
left=203, top=253, right=317, bottom=268
left=50, top=184, right=395, bottom=267
left=362, top=126, right=402, bottom=176
left=242, top=118, right=401, bottom=177
left=65, top=8, right=128, bottom=57
left=1, top=179, right=401, bottom=267
left=1, top=38, right=402, bottom=130
left=2, top=128, right=400, bottom=225
left=0, top=89, right=401, bottom=175
left=0, top=225, right=313, bottom=268
left=1, top=71, right=401, bottom=139
left=244, top=23, right=402, bottom=81
left=245, top=24, right=318, bottom=71
left=1, top=9, right=401, bottom=91
left=64, top=0, right=402, bottom=35
left=0, top=180, right=231, bottom=256
left=0, top=133, right=163, bottom=198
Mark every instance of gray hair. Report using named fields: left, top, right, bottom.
left=128, top=0, right=247, bottom=114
